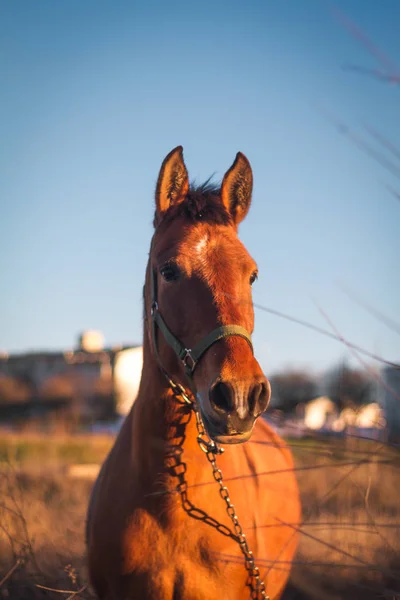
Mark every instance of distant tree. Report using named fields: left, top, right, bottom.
left=318, top=361, right=373, bottom=410
left=0, top=375, right=31, bottom=403
left=269, top=370, right=317, bottom=413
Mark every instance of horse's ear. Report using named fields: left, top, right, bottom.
left=155, top=146, right=189, bottom=220
left=221, top=152, right=253, bottom=225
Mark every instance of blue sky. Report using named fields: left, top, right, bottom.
left=1, top=0, right=399, bottom=373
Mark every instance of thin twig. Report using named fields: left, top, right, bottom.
left=259, top=441, right=387, bottom=582
left=313, top=301, right=400, bottom=402
left=2, top=459, right=40, bottom=572
left=220, top=291, right=399, bottom=368
left=36, top=583, right=86, bottom=594
left=363, top=123, right=400, bottom=163
left=273, top=516, right=400, bottom=579
left=254, top=299, right=399, bottom=368
left=66, top=584, right=88, bottom=600
left=0, top=559, right=22, bottom=588
left=338, top=282, right=400, bottom=337
left=327, top=1, right=400, bottom=78
left=320, top=107, right=400, bottom=181
left=144, top=456, right=398, bottom=498
left=383, top=181, right=400, bottom=204
left=350, top=473, right=398, bottom=556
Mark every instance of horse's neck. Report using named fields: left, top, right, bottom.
left=129, top=340, right=199, bottom=487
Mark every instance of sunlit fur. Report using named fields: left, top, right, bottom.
left=87, top=148, right=301, bottom=600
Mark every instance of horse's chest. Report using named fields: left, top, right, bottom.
left=122, top=504, right=219, bottom=569
left=121, top=505, right=247, bottom=599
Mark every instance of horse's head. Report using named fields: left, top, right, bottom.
left=146, top=146, right=270, bottom=444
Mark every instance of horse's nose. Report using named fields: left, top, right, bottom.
left=209, top=378, right=271, bottom=418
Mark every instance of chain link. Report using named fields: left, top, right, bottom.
left=171, top=384, right=269, bottom=600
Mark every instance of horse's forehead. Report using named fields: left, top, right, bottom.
left=177, top=224, right=254, bottom=276
left=153, top=221, right=254, bottom=278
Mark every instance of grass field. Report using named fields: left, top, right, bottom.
left=0, top=431, right=399, bottom=599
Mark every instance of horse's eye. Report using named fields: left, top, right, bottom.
left=160, top=262, right=180, bottom=282
left=250, top=271, right=258, bottom=286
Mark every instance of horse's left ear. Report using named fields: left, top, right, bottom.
left=221, top=152, right=253, bottom=225
left=155, top=146, right=189, bottom=221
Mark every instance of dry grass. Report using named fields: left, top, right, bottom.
left=0, top=433, right=114, bottom=471
left=287, top=435, right=400, bottom=599
left=0, top=433, right=399, bottom=599
left=0, top=466, right=94, bottom=599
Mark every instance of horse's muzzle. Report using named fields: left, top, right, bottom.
left=203, top=377, right=271, bottom=444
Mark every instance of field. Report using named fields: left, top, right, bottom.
left=0, top=432, right=399, bottom=599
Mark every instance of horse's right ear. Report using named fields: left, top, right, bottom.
left=155, top=146, right=189, bottom=222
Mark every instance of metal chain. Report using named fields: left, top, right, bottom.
left=170, top=382, right=269, bottom=600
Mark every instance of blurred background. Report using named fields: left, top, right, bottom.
left=0, top=0, right=399, bottom=598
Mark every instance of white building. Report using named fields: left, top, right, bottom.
left=113, top=347, right=143, bottom=415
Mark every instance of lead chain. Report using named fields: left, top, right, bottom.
left=172, top=385, right=269, bottom=600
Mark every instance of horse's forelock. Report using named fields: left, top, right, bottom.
left=153, top=181, right=233, bottom=228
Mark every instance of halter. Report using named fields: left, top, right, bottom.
left=149, top=266, right=253, bottom=383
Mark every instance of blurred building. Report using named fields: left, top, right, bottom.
left=113, top=347, right=143, bottom=416
left=378, top=366, right=400, bottom=441
left=0, top=331, right=143, bottom=426
left=301, top=396, right=338, bottom=430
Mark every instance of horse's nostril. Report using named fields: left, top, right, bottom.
left=209, top=381, right=234, bottom=414
left=248, top=383, right=261, bottom=415
left=249, top=381, right=270, bottom=416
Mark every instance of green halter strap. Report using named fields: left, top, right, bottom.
left=150, top=268, right=253, bottom=381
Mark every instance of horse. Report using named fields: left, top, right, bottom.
left=86, top=147, right=301, bottom=600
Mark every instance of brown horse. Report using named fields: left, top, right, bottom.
left=86, top=147, right=301, bottom=600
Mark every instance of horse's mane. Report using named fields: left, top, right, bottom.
left=154, top=180, right=232, bottom=227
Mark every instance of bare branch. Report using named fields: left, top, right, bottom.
left=338, top=282, right=400, bottom=337
left=313, top=300, right=400, bottom=402
left=363, top=123, right=400, bottom=163
left=253, top=299, right=399, bottom=368
left=320, top=108, right=400, bottom=181
left=0, top=559, right=22, bottom=588
left=342, top=64, right=400, bottom=85
left=327, top=1, right=400, bottom=80
left=36, top=583, right=87, bottom=595
left=382, top=181, right=400, bottom=204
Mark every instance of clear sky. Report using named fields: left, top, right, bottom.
left=1, top=0, right=399, bottom=374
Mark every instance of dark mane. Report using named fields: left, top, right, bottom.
left=154, top=180, right=232, bottom=228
